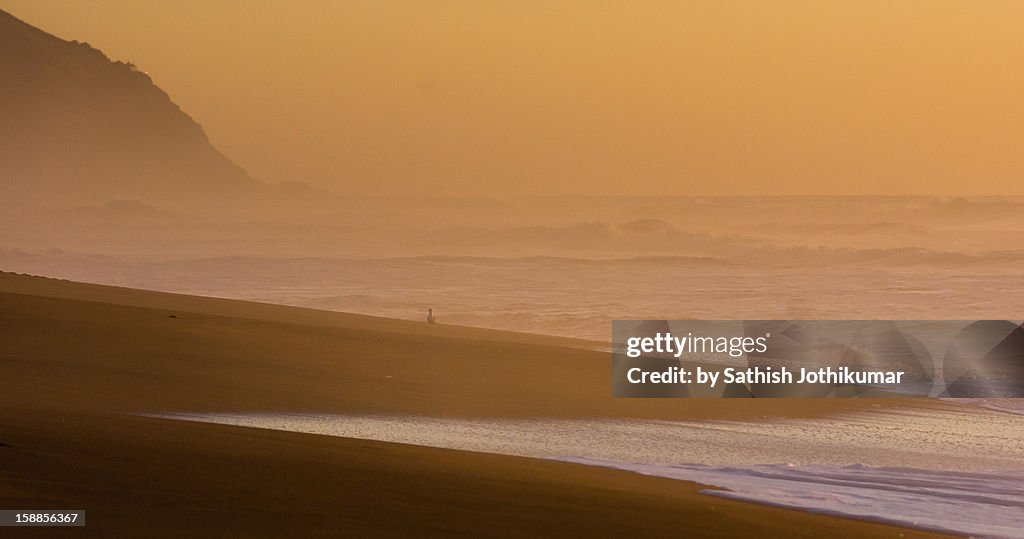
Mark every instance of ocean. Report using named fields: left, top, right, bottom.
left=3, top=195, right=1024, bottom=341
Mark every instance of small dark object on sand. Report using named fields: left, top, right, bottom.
left=168, top=314, right=177, bottom=319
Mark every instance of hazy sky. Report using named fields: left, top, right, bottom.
left=5, top=1, right=1024, bottom=195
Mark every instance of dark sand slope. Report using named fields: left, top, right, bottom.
left=0, top=272, right=950, bottom=537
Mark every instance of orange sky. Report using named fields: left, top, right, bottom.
left=4, top=1, right=1024, bottom=195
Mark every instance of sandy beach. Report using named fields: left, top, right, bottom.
left=0, top=271, right=955, bottom=537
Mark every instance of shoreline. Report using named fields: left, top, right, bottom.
left=0, top=407, right=955, bottom=538
left=147, top=408, right=1024, bottom=538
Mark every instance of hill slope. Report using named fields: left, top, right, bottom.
left=0, top=8, right=257, bottom=208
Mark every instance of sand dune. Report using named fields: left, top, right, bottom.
left=0, top=272, right=950, bottom=537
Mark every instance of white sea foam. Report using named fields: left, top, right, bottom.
left=153, top=406, right=1024, bottom=537
left=947, top=398, right=1024, bottom=417
left=558, top=458, right=1024, bottom=539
